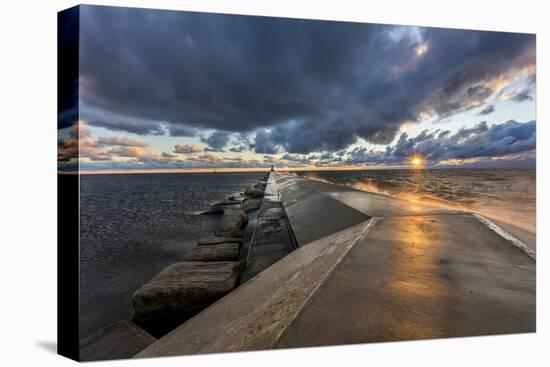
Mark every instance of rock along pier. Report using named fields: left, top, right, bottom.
left=80, top=171, right=536, bottom=360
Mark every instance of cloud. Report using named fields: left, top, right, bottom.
left=254, top=129, right=279, bottom=154
left=281, top=153, right=313, bottom=165
left=511, top=89, right=534, bottom=102
left=478, top=105, right=495, bottom=115
left=106, top=146, right=152, bottom=158
left=185, top=152, right=243, bottom=168
left=173, top=144, right=202, bottom=154
left=58, top=7, right=79, bottom=130
left=262, top=155, right=279, bottom=163
left=58, top=121, right=95, bottom=162
left=96, top=136, right=149, bottom=147
left=502, top=88, right=534, bottom=103
left=166, top=125, right=196, bottom=137
left=254, top=119, right=364, bottom=154
left=230, top=146, right=246, bottom=153
left=58, top=121, right=171, bottom=164
left=343, top=120, right=535, bottom=166
left=58, top=121, right=283, bottom=170
left=75, top=5, right=535, bottom=154
left=80, top=104, right=166, bottom=135
left=200, top=131, right=230, bottom=152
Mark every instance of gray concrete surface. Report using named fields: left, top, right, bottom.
left=135, top=172, right=535, bottom=357
left=241, top=177, right=296, bottom=282
left=274, top=175, right=370, bottom=246
left=79, top=320, right=155, bottom=361
left=276, top=213, right=535, bottom=348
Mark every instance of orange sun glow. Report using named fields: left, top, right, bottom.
left=411, top=156, right=424, bottom=167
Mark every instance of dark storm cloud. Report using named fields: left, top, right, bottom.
left=167, top=125, right=196, bottom=137
left=478, top=105, right=495, bottom=115
left=78, top=5, right=535, bottom=153
left=254, top=129, right=279, bottom=154
left=81, top=105, right=166, bottom=135
left=88, top=118, right=165, bottom=135
left=58, top=7, right=79, bottom=130
left=200, top=131, right=231, bottom=151
left=344, top=120, right=536, bottom=165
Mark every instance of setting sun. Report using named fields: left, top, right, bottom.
left=411, top=156, right=424, bottom=167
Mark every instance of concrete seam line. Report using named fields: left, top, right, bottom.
left=473, top=213, right=536, bottom=260
left=243, top=188, right=267, bottom=265
left=277, top=182, right=300, bottom=249
left=272, top=217, right=380, bottom=346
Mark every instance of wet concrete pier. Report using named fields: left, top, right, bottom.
left=241, top=172, right=296, bottom=282
left=136, top=172, right=535, bottom=357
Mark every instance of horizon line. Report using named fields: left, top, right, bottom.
left=57, top=164, right=535, bottom=175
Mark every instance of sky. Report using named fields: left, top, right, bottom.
left=58, top=5, right=536, bottom=172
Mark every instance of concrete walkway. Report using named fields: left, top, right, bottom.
left=276, top=214, right=534, bottom=348
left=241, top=174, right=296, bottom=282
left=136, top=172, right=535, bottom=357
